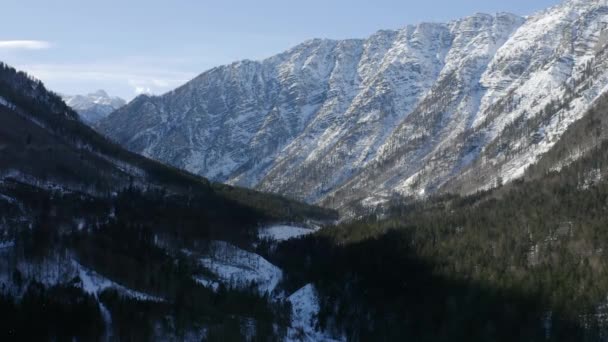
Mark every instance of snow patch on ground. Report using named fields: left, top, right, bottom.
left=99, top=301, right=113, bottom=341
left=73, top=260, right=163, bottom=302
left=0, top=241, right=15, bottom=249
left=287, top=284, right=343, bottom=342
left=0, top=193, right=17, bottom=204
left=258, top=225, right=319, bottom=242
left=198, top=241, right=283, bottom=295
left=0, top=96, right=17, bottom=110
left=288, top=284, right=320, bottom=334
left=188, top=241, right=341, bottom=340
left=192, top=275, right=220, bottom=292
left=9, top=257, right=163, bottom=302
left=579, top=168, right=603, bottom=190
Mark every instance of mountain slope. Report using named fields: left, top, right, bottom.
left=330, top=0, right=608, bottom=209
left=0, top=62, right=335, bottom=229
left=98, top=0, right=608, bottom=212
left=63, top=90, right=125, bottom=124
left=0, top=62, right=336, bottom=340
left=267, top=87, right=608, bottom=341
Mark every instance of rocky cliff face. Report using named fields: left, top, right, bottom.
left=98, top=0, right=608, bottom=211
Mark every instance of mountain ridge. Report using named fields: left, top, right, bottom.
left=98, top=0, right=608, bottom=213
left=63, top=90, right=126, bottom=124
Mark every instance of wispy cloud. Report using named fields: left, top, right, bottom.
left=129, top=78, right=174, bottom=96
left=16, top=61, right=195, bottom=99
left=133, top=86, right=152, bottom=95
left=0, top=40, right=52, bottom=50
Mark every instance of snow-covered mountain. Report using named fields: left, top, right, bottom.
left=98, top=0, right=608, bottom=211
left=63, top=90, right=125, bottom=124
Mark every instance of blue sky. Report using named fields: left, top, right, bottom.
left=1, top=0, right=561, bottom=100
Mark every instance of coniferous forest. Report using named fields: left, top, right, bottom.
left=265, top=101, right=608, bottom=341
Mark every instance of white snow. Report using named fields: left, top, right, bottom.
left=579, top=168, right=603, bottom=190
left=286, top=284, right=343, bottom=342
left=0, top=96, right=16, bottom=110
left=62, top=90, right=125, bottom=124
left=192, top=275, right=220, bottom=291
left=360, top=195, right=390, bottom=209
left=73, top=260, right=164, bottom=302
left=75, top=218, right=86, bottom=231
left=99, top=0, right=608, bottom=210
left=197, top=241, right=283, bottom=295
left=0, top=241, right=15, bottom=249
left=258, top=225, right=319, bottom=242
left=4, top=257, right=163, bottom=303
left=188, top=242, right=341, bottom=340
left=99, top=301, right=113, bottom=341
left=288, top=284, right=320, bottom=333
left=0, top=193, right=17, bottom=204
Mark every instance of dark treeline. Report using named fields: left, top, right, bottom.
left=272, top=181, right=608, bottom=339
left=273, top=232, right=587, bottom=341
left=0, top=282, right=104, bottom=341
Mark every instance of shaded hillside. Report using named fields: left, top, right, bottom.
left=0, top=62, right=334, bottom=340
left=262, top=89, right=608, bottom=340
left=0, top=62, right=336, bottom=225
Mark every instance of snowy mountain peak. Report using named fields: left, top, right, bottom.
left=97, top=2, right=608, bottom=212
left=63, top=90, right=126, bottom=124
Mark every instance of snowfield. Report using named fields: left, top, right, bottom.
left=0, top=249, right=163, bottom=302
left=73, top=260, right=163, bottom=302
left=0, top=241, right=15, bottom=249
left=286, top=284, right=343, bottom=342
left=192, top=275, right=220, bottom=291
left=192, top=240, right=343, bottom=341
left=197, top=241, right=283, bottom=295
left=258, top=225, right=319, bottom=242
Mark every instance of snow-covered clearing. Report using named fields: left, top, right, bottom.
left=73, top=260, right=163, bottom=302
left=3, top=255, right=163, bottom=302
left=0, top=240, right=15, bottom=249
left=197, top=241, right=283, bottom=295
left=288, top=284, right=319, bottom=329
left=192, top=275, right=220, bottom=291
left=258, top=225, right=319, bottom=242
left=192, top=240, right=343, bottom=341
left=286, top=284, right=342, bottom=342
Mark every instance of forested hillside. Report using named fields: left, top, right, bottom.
left=0, top=62, right=336, bottom=340
left=263, top=95, right=608, bottom=341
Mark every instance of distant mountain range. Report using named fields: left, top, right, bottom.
left=63, top=90, right=125, bottom=124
